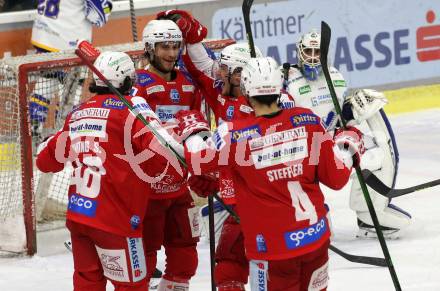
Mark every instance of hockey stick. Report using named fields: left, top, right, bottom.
left=213, top=192, right=386, bottom=267
left=320, top=21, right=401, bottom=290
left=75, top=42, right=186, bottom=167
left=129, top=0, right=138, bottom=42
left=363, top=169, right=440, bottom=198
left=242, top=0, right=256, bottom=57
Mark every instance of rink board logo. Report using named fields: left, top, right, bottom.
left=251, top=139, right=308, bottom=169
left=231, top=125, right=261, bottom=143
left=290, top=113, right=319, bottom=126
left=68, top=194, right=97, bottom=217
left=127, top=238, right=147, bottom=282
left=284, top=218, right=327, bottom=249
left=102, top=98, right=125, bottom=110
left=137, top=73, right=155, bottom=86
left=156, top=105, right=190, bottom=122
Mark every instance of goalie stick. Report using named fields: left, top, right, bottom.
left=363, top=169, right=440, bottom=198
left=320, top=21, right=402, bottom=290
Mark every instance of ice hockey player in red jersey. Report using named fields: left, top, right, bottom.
left=36, top=51, right=176, bottom=290
left=129, top=19, right=202, bottom=290
left=175, top=56, right=365, bottom=291
left=156, top=9, right=263, bottom=290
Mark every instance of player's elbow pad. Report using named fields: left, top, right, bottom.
left=85, top=0, right=112, bottom=27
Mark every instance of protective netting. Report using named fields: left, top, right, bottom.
left=0, top=39, right=233, bottom=255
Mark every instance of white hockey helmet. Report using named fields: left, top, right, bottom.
left=296, top=29, right=322, bottom=80
left=142, top=20, right=183, bottom=52
left=240, top=57, right=283, bottom=98
left=219, top=43, right=263, bottom=75
left=93, top=51, right=136, bottom=88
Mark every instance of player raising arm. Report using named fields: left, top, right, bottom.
left=176, top=57, right=364, bottom=291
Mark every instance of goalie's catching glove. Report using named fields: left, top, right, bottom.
left=333, top=126, right=365, bottom=168
left=156, top=9, right=207, bottom=44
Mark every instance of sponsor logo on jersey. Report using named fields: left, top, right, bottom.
left=96, top=247, right=130, bottom=282
left=146, top=85, right=165, bottom=95
left=250, top=260, right=267, bottom=291
left=239, top=104, right=253, bottom=114
left=155, top=105, right=190, bottom=122
left=266, top=164, right=304, bottom=182
left=311, top=94, right=332, bottom=107
left=182, top=84, right=195, bottom=92
left=103, top=98, right=125, bottom=110
left=137, top=73, right=155, bottom=86
left=226, top=105, right=235, bottom=120
left=127, top=237, right=147, bottom=282
left=130, top=215, right=141, bottom=230
left=309, top=262, right=329, bottom=291
left=284, top=218, right=327, bottom=249
left=69, top=118, right=107, bottom=139
left=251, top=139, right=308, bottom=169
left=170, top=88, right=180, bottom=103
left=249, top=127, right=306, bottom=150
left=231, top=125, right=261, bottom=143
left=68, top=193, right=97, bottom=217
left=299, top=85, right=312, bottom=95
left=151, top=174, right=183, bottom=193
left=333, top=80, right=346, bottom=87
left=256, top=234, right=267, bottom=253
left=290, top=113, right=319, bottom=126
left=71, top=108, right=110, bottom=120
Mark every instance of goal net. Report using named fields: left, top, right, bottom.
left=0, top=39, right=234, bottom=256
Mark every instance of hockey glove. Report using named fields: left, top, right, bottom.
left=188, top=174, right=219, bottom=198
left=85, top=0, right=113, bottom=27
left=346, top=89, right=388, bottom=123
left=156, top=10, right=207, bottom=44
left=334, top=127, right=365, bottom=168
left=175, top=110, right=210, bottom=142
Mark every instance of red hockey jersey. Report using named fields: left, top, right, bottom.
left=185, top=108, right=351, bottom=260
left=36, top=94, right=181, bottom=237
left=131, top=67, right=201, bottom=199
left=182, top=53, right=254, bottom=204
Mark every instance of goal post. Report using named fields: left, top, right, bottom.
left=0, top=39, right=234, bottom=256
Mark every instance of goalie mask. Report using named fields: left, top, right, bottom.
left=142, top=19, right=183, bottom=58
left=219, top=43, right=263, bottom=76
left=297, top=29, right=322, bottom=81
left=240, top=57, right=283, bottom=99
left=93, top=51, right=136, bottom=88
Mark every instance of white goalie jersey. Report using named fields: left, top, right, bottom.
left=285, top=65, right=346, bottom=131
left=286, top=65, right=411, bottom=236
left=32, top=0, right=112, bottom=52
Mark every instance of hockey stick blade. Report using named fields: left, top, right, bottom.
left=329, top=245, right=387, bottom=267
left=242, top=0, right=256, bottom=57
left=362, top=169, right=440, bottom=198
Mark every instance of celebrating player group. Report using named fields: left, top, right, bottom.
left=36, top=7, right=412, bottom=291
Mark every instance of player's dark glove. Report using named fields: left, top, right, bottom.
left=188, top=174, right=219, bottom=198
left=156, top=10, right=207, bottom=44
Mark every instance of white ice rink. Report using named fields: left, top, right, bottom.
left=1, top=109, right=439, bottom=291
